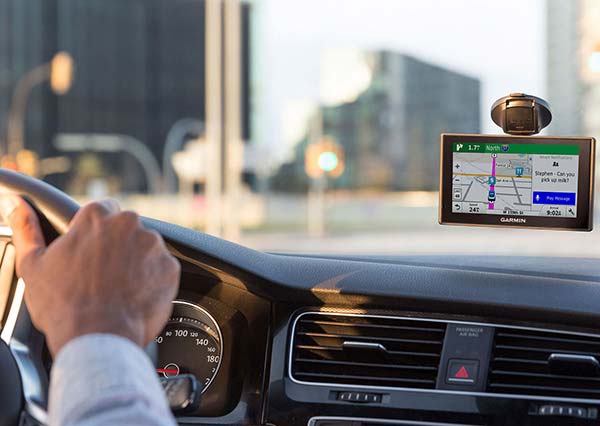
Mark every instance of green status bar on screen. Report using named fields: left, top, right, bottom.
left=453, top=143, right=579, bottom=155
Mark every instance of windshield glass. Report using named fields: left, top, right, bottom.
left=1, top=0, right=597, bottom=256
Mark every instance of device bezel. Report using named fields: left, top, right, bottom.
left=439, top=133, right=595, bottom=231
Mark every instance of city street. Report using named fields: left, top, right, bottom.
left=110, top=191, right=600, bottom=257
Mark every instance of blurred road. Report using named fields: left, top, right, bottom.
left=242, top=192, right=600, bottom=257
left=239, top=226, right=600, bottom=257
left=107, top=191, right=600, bottom=258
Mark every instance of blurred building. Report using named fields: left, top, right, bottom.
left=579, top=0, right=600, bottom=142
left=545, top=0, right=600, bottom=142
left=0, top=0, right=53, bottom=156
left=546, top=0, right=583, bottom=136
left=0, top=0, right=251, bottom=193
left=273, top=52, right=480, bottom=191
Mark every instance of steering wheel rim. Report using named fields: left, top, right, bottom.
left=0, top=169, right=79, bottom=233
left=0, top=169, right=81, bottom=426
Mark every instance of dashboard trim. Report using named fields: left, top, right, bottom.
left=288, top=310, right=600, bottom=405
left=307, top=417, right=483, bottom=426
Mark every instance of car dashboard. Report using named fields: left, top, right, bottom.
left=4, top=219, right=600, bottom=426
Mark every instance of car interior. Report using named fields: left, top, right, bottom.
left=3, top=1, right=600, bottom=426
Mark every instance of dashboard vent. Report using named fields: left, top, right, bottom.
left=290, top=313, right=446, bottom=389
left=488, top=327, right=600, bottom=399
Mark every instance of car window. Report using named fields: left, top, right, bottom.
left=0, top=0, right=597, bottom=256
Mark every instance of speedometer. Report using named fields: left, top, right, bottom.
left=154, top=301, right=223, bottom=393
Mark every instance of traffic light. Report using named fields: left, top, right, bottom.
left=305, top=137, right=344, bottom=179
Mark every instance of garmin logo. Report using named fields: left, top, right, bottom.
left=500, top=217, right=526, bottom=224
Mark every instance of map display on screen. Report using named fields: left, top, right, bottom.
left=451, top=142, right=579, bottom=218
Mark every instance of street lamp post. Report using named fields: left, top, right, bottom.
left=305, top=111, right=345, bottom=237
left=303, top=50, right=372, bottom=237
left=6, top=52, right=74, bottom=158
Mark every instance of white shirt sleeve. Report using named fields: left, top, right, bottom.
left=48, top=333, right=177, bottom=426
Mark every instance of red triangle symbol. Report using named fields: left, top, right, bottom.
left=454, top=366, right=469, bottom=379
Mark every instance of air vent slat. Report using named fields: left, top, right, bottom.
left=491, top=369, right=600, bottom=382
left=297, top=331, right=443, bottom=345
left=496, top=332, right=600, bottom=347
left=492, top=357, right=548, bottom=365
left=295, top=357, right=438, bottom=371
left=493, top=356, right=548, bottom=365
left=291, top=313, right=446, bottom=389
left=294, top=372, right=436, bottom=386
left=295, top=344, right=441, bottom=358
left=488, top=326, right=600, bottom=400
left=300, top=319, right=445, bottom=333
left=495, top=344, right=600, bottom=357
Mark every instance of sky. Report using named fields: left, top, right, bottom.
left=252, top=0, right=546, bottom=171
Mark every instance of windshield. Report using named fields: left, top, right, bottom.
left=1, top=0, right=597, bottom=256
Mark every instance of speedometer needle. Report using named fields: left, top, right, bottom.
left=156, top=368, right=179, bottom=374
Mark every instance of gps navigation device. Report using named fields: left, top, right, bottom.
left=439, top=134, right=595, bottom=231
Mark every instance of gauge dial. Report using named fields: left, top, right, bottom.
left=154, top=301, right=223, bottom=393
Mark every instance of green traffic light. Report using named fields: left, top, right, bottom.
left=317, top=151, right=338, bottom=172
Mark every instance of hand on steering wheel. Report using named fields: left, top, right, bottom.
left=0, top=170, right=180, bottom=426
left=2, top=196, right=181, bottom=356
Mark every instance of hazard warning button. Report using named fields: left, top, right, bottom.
left=445, top=359, right=479, bottom=385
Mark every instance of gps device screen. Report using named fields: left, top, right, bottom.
left=453, top=143, right=579, bottom=217
left=440, top=134, right=595, bottom=231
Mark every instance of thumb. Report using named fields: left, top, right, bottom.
left=0, top=195, right=46, bottom=275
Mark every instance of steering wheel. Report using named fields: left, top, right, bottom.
left=0, top=169, right=82, bottom=426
